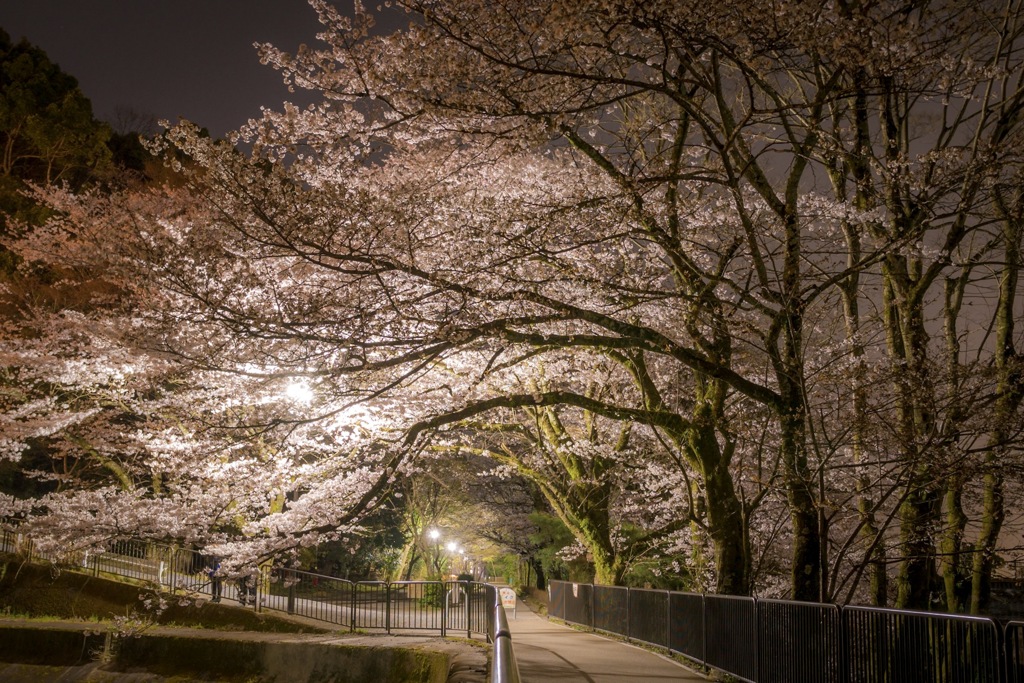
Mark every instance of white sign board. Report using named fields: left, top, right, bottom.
left=500, top=587, right=517, bottom=608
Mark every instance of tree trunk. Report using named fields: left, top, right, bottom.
left=941, top=480, right=967, bottom=612
left=706, top=470, right=747, bottom=595
left=778, top=342, right=821, bottom=601
left=971, top=186, right=1022, bottom=613
left=835, top=179, right=887, bottom=606
left=883, top=260, right=942, bottom=611
left=971, top=469, right=1005, bottom=613
left=531, top=556, right=547, bottom=590
left=895, top=485, right=943, bottom=609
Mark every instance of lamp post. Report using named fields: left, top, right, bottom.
left=445, top=541, right=458, bottom=579
left=426, top=529, right=444, bottom=577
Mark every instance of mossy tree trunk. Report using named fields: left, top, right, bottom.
left=971, top=184, right=1024, bottom=613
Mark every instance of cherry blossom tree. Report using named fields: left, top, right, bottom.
left=0, top=183, right=412, bottom=572
left=240, top=0, right=1024, bottom=601
left=5, top=0, right=1024, bottom=608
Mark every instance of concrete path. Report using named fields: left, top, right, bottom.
left=505, top=602, right=709, bottom=682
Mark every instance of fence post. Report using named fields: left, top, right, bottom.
left=253, top=567, right=260, bottom=613
left=839, top=604, right=849, bottom=683
left=701, top=593, right=707, bottom=667
left=752, top=597, right=759, bottom=683
left=626, top=587, right=632, bottom=640
left=590, top=584, right=596, bottom=631
left=466, top=582, right=472, bottom=639
left=287, top=570, right=296, bottom=615
left=441, top=582, right=447, bottom=638
left=254, top=565, right=263, bottom=613
left=385, top=583, right=392, bottom=635
left=350, top=583, right=357, bottom=633
left=666, top=589, right=671, bottom=649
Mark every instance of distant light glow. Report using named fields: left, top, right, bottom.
left=285, top=380, right=314, bottom=404
left=428, top=528, right=440, bottom=541
left=446, top=541, right=458, bottom=552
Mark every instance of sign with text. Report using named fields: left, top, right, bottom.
left=500, top=587, right=517, bottom=608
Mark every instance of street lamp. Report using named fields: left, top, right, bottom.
left=426, top=529, right=444, bottom=577
left=285, top=380, right=313, bottom=404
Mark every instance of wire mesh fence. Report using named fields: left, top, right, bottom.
left=9, top=529, right=1009, bottom=682
left=705, top=594, right=757, bottom=683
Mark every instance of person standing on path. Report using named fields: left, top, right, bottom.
left=206, top=556, right=222, bottom=603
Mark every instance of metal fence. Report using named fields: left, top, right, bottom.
left=706, top=593, right=757, bottom=682
left=1, top=531, right=518, bottom=682
left=0, top=532, right=490, bottom=638
left=629, top=587, right=670, bottom=648
left=844, top=606, right=1001, bottom=683
left=548, top=580, right=1013, bottom=683
left=758, top=599, right=840, bottom=683
left=1007, top=622, right=1024, bottom=683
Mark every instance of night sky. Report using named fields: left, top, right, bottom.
left=0, top=1, right=403, bottom=138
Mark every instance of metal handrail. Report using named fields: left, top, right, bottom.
left=491, top=588, right=521, bottom=683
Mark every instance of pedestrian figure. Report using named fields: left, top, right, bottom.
left=207, top=556, right=222, bottom=603
left=237, top=573, right=254, bottom=606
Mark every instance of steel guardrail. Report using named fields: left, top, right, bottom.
left=491, top=585, right=521, bottom=683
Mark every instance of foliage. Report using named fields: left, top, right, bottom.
left=3, top=0, right=1024, bottom=613
left=528, top=512, right=590, bottom=584
left=0, top=29, right=112, bottom=189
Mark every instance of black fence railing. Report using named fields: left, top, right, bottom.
left=844, top=606, right=1001, bottom=683
left=0, top=531, right=489, bottom=637
left=548, top=580, right=1021, bottom=683
left=1007, top=622, right=1024, bottom=683
left=1, top=531, right=518, bottom=682
left=670, top=590, right=704, bottom=662
left=758, top=599, right=840, bottom=683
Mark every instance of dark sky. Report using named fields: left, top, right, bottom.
left=0, top=1, right=399, bottom=138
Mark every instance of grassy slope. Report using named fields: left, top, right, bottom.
left=0, top=554, right=325, bottom=632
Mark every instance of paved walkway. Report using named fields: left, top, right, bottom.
left=505, top=602, right=709, bottom=682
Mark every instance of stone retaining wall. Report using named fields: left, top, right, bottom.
left=0, top=623, right=450, bottom=683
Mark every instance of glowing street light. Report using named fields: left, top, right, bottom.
left=285, top=380, right=314, bottom=404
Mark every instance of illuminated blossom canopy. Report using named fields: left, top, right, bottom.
left=3, top=0, right=1024, bottom=606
